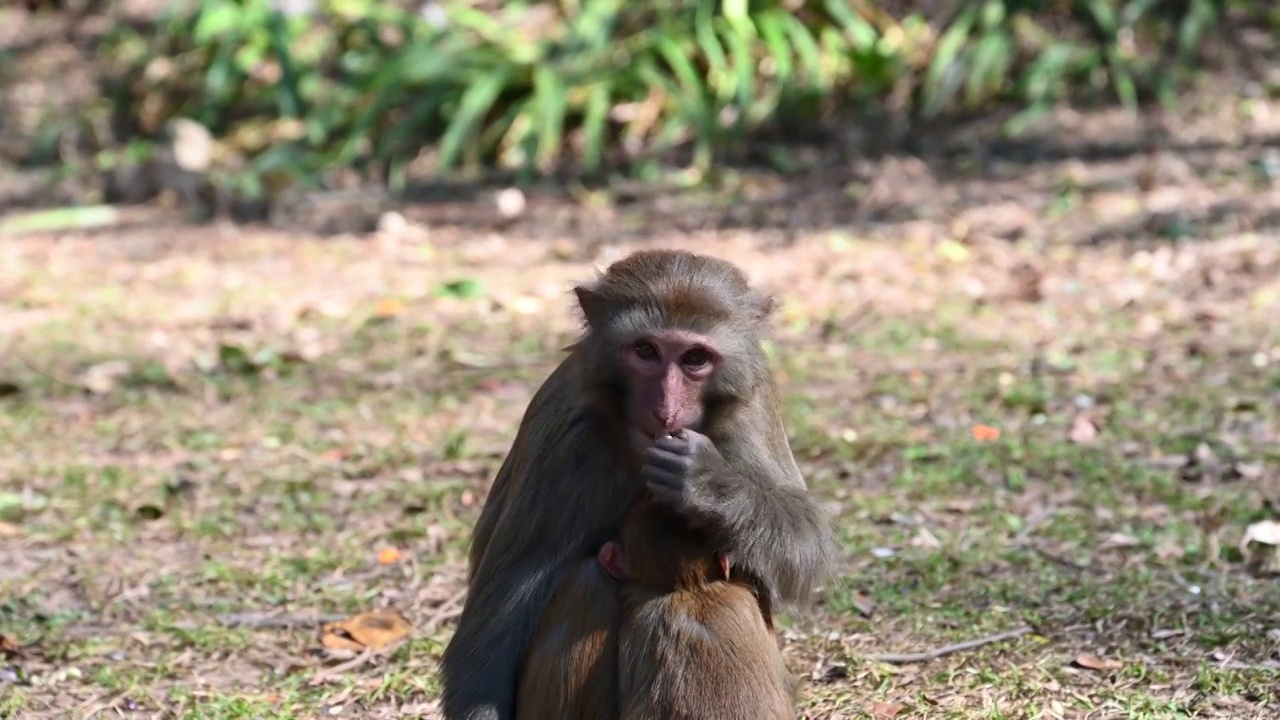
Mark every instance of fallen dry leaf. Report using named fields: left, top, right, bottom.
left=1100, top=532, right=1142, bottom=549
left=911, top=527, right=942, bottom=549
left=971, top=424, right=1001, bottom=442
left=0, top=521, right=20, bottom=538
left=498, top=295, right=544, bottom=316
left=871, top=701, right=907, bottom=719
left=425, top=524, right=450, bottom=555
left=812, top=664, right=849, bottom=683
left=1177, top=451, right=1215, bottom=482
left=1153, top=539, right=1185, bottom=561
left=1074, top=654, right=1123, bottom=671
left=1229, top=461, right=1264, bottom=480
left=319, top=608, right=412, bottom=658
left=81, top=360, right=132, bottom=395
left=290, top=326, right=326, bottom=362
left=372, top=298, right=405, bottom=319
left=1239, top=519, right=1280, bottom=575
left=942, top=498, right=980, bottom=514
left=1007, top=260, right=1044, bottom=302
left=907, top=427, right=933, bottom=442
left=850, top=592, right=876, bottom=618
left=0, top=634, right=22, bottom=658
left=1069, top=414, right=1100, bottom=445
left=377, top=547, right=401, bottom=565
left=1239, top=519, right=1280, bottom=548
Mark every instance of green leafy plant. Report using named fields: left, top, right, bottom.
left=90, top=0, right=1225, bottom=199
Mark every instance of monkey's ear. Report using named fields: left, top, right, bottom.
left=573, top=285, right=611, bottom=329
left=598, top=541, right=626, bottom=580
left=747, top=290, right=775, bottom=322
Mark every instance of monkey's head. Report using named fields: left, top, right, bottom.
left=573, top=250, right=774, bottom=454
left=612, top=495, right=731, bottom=590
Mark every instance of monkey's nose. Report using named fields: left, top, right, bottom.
left=653, top=409, right=679, bottom=433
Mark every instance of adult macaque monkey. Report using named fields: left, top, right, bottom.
left=440, top=250, right=838, bottom=720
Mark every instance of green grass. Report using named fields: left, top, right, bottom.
left=1, top=222, right=1278, bottom=719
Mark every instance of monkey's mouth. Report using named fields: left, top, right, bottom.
left=631, top=428, right=659, bottom=448
left=642, top=428, right=685, bottom=448
left=630, top=427, right=671, bottom=451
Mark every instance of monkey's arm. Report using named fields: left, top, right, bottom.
left=441, top=536, right=578, bottom=720
left=644, top=428, right=837, bottom=608
left=465, top=452, right=516, bottom=582
left=464, top=356, right=580, bottom=584
left=442, top=417, right=626, bottom=719
left=707, top=451, right=837, bottom=608
left=443, top=448, right=606, bottom=720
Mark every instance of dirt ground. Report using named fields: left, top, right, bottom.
left=3, top=61, right=1280, bottom=720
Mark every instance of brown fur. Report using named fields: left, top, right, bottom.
left=441, top=250, right=837, bottom=720
left=516, top=558, right=621, bottom=720
left=515, top=495, right=796, bottom=720
left=615, top=496, right=797, bottom=720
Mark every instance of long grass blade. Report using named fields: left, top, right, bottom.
left=780, top=13, right=825, bottom=88
left=755, top=10, right=795, bottom=84
left=582, top=81, right=611, bottom=171
left=719, top=17, right=757, bottom=122
left=437, top=70, right=509, bottom=170
left=695, top=4, right=731, bottom=100
left=533, top=66, right=568, bottom=169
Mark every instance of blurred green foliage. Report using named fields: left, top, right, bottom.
left=92, top=0, right=1231, bottom=191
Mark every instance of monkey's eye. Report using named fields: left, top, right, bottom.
left=634, top=341, right=660, bottom=362
left=681, top=348, right=712, bottom=369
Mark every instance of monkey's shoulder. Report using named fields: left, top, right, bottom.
left=618, top=583, right=793, bottom=720
left=623, top=584, right=773, bottom=646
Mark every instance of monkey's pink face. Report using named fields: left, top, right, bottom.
left=621, top=330, right=719, bottom=450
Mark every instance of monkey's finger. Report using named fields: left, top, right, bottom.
left=645, top=440, right=686, bottom=461
left=641, top=466, right=683, bottom=491
left=649, top=445, right=681, bottom=462
left=644, top=444, right=687, bottom=464
left=644, top=450, right=693, bottom=475
left=644, top=479, right=687, bottom=508
left=640, top=463, right=677, bottom=484
left=651, top=435, right=692, bottom=454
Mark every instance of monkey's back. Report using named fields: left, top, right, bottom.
left=617, top=582, right=796, bottom=720
left=516, top=559, right=621, bottom=720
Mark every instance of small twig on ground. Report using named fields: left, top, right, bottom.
left=1213, top=659, right=1280, bottom=672
left=309, top=648, right=377, bottom=686
left=14, top=353, right=83, bottom=391
left=849, top=593, right=876, bottom=619
left=864, top=625, right=1034, bottom=664
left=308, top=640, right=408, bottom=686
left=1012, top=504, right=1057, bottom=544
left=422, top=588, right=467, bottom=630
left=217, top=611, right=349, bottom=629
left=1032, top=546, right=1095, bottom=573
left=77, top=690, right=126, bottom=720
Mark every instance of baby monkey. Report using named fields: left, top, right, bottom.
left=598, top=431, right=798, bottom=720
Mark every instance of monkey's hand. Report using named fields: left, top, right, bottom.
left=642, top=430, right=731, bottom=526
